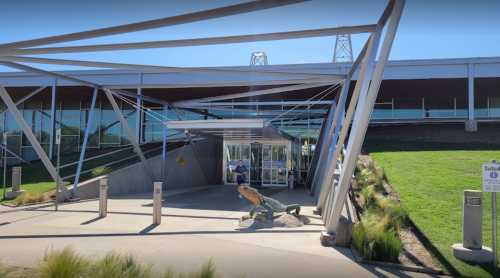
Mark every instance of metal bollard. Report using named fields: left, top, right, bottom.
left=99, top=177, right=108, bottom=218
left=153, top=182, right=163, bottom=225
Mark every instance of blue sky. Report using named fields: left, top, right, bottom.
left=0, top=0, right=499, bottom=71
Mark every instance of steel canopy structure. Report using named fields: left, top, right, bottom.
left=0, top=0, right=405, bottom=242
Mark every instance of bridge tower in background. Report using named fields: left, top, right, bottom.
left=250, top=51, right=269, bottom=65
left=333, top=34, right=353, bottom=63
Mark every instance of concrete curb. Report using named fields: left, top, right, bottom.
left=350, top=247, right=444, bottom=275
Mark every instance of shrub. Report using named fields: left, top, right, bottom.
left=355, top=168, right=384, bottom=192
left=360, top=186, right=376, bottom=209
left=91, top=166, right=112, bottom=178
left=383, top=201, right=408, bottom=229
left=353, top=156, right=405, bottom=263
left=192, top=259, right=218, bottom=278
left=33, top=247, right=219, bottom=278
left=91, top=253, right=152, bottom=278
left=39, top=247, right=90, bottom=278
left=352, top=211, right=402, bottom=262
left=12, top=191, right=51, bottom=206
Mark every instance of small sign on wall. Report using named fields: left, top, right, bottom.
left=483, top=163, right=500, bottom=192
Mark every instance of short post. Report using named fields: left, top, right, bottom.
left=6, top=166, right=23, bottom=199
left=153, top=181, right=162, bottom=225
left=452, top=190, right=493, bottom=263
left=99, top=177, right=108, bottom=218
left=11, top=167, right=21, bottom=192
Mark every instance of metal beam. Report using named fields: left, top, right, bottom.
left=162, top=105, right=168, bottom=182
left=182, top=100, right=333, bottom=107
left=0, top=61, right=167, bottom=105
left=135, top=87, right=143, bottom=143
left=306, top=101, right=336, bottom=190
left=0, top=0, right=308, bottom=51
left=322, top=32, right=380, bottom=226
left=72, top=87, right=98, bottom=196
left=48, top=81, right=56, bottom=158
left=314, top=36, right=372, bottom=209
left=0, top=86, right=46, bottom=115
left=103, top=89, right=153, bottom=183
left=0, top=61, right=97, bottom=87
left=4, top=25, right=377, bottom=55
left=0, top=86, right=63, bottom=190
left=173, top=83, right=333, bottom=106
left=326, top=0, right=405, bottom=233
left=311, top=35, right=370, bottom=199
left=0, top=56, right=344, bottom=81
left=0, top=144, right=29, bottom=164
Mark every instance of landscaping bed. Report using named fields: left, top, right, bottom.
left=350, top=155, right=442, bottom=274
left=0, top=246, right=219, bottom=278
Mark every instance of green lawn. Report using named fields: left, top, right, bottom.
left=366, top=140, right=500, bottom=277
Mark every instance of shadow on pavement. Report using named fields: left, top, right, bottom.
left=0, top=228, right=324, bottom=240
left=35, top=209, right=241, bottom=221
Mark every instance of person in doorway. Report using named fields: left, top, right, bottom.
left=235, top=160, right=248, bottom=185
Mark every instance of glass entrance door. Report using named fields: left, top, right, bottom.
left=250, top=143, right=262, bottom=186
left=224, top=143, right=250, bottom=185
left=262, top=144, right=288, bottom=186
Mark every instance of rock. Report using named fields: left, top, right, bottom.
left=273, top=214, right=304, bottom=228
left=238, top=213, right=309, bottom=230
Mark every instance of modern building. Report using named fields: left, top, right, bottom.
left=0, top=56, right=499, bottom=187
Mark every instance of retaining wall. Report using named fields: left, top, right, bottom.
left=74, top=137, right=222, bottom=199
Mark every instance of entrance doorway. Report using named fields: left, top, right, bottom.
left=262, top=144, right=288, bottom=186
left=224, top=143, right=250, bottom=185
left=250, top=143, right=262, bottom=186
left=223, top=140, right=291, bottom=187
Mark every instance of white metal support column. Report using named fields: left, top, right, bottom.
left=465, top=63, right=477, bottom=132
left=72, top=87, right=98, bottom=196
left=162, top=104, right=168, bottom=183
left=317, top=35, right=377, bottom=215
left=315, top=77, right=352, bottom=208
left=309, top=100, right=337, bottom=193
left=468, top=63, right=475, bottom=121
left=48, top=80, right=57, bottom=158
left=0, top=86, right=63, bottom=191
left=136, top=75, right=143, bottom=142
left=326, top=0, right=405, bottom=234
left=104, top=89, right=153, bottom=183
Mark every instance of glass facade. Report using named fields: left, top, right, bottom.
left=0, top=89, right=176, bottom=162
left=224, top=140, right=290, bottom=187
left=3, top=77, right=499, bottom=166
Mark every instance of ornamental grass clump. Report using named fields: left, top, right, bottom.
left=352, top=156, right=407, bottom=262
left=11, top=191, right=52, bottom=206
left=90, top=253, right=152, bottom=278
left=352, top=210, right=402, bottom=262
left=39, top=247, right=90, bottom=278
left=34, top=247, right=220, bottom=278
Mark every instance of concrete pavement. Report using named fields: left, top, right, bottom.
left=0, top=185, right=440, bottom=277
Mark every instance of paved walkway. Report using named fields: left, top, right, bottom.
left=0, top=185, right=440, bottom=277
